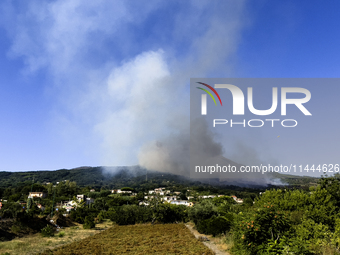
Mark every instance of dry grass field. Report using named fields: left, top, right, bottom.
left=39, top=223, right=214, bottom=255
left=0, top=220, right=112, bottom=255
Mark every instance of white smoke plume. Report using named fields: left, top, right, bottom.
left=0, top=0, right=277, bottom=185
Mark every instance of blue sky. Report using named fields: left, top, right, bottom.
left=0, top=0, right=339, bottom=172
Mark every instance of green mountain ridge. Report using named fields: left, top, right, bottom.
left=0, top=166, right=319, bottom=189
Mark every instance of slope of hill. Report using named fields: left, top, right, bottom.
left=0, top=166, right=197, bottom=189
left=0, top=165, right=319, bottom=190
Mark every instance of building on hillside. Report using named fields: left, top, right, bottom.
left=154, top=188, right=164, bottom=192
left=86, top=197, right=95, bottom=205
left=112, top=189, right=132, bottom=194
left=162, top=196, right=177, bottom=201
left=62, top=200, right=77, bottom=212
left=90, top=189, right=95, bottom=192
left=144, top=196, right=155, bottom=200
left=64, top=200, right=77, bottom=207
left=231, top=195, right=243, bottom=203
left=235, top=198, right=243, bottom=203
left=170, top=200, right=194, bottom=207
left=37, top=204, right=45, bottom=211
left=77, top=195, right=86, bottom=202
left=121, top=190, right=132, bottom=194
left=200, top=195, right=208, bottom=199
left=28, top=192, right=47, bottom=198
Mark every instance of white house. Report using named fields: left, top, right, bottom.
left=77, top=195, right=85, bottom=201
left=86, top=197, right=95, bottom=205
left=170, top=200, right=193, bottom=207
left=144, top=196, right=155, bottom=200
left=231, top=195, right=243, bottom=203
left=162, top=196, right=177, bottom=201
left=28, top=192, right=47, bottom=198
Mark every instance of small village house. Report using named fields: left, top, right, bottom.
left=28, top=192, right=47, bottom=198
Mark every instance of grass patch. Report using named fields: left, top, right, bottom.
left=0, top=220, right=112, bottom=255
left=40, top=224, right=214, bottom=255
left=58, top=231, right=65, bottom=238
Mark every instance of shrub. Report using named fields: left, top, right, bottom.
left=58, top=231, right=65, bottom=237
left=188, top=200, right=218, bottom=225
left=83, top=216, right=95, bottom=229
left=115, top=205, right=137, bottom=225
left=41, top=225, right=55, bottom=237
left=209, top=216, right=232, bottom=236
left=106, top=209, right=118, bottom=222
left=197, top=216, right=231, bottom=237
left=11, top=224, right=21, bottom=234
left=197, top=219, right=210, bottom=235
left=235, top=203, right=291, bottom=254
left=96, top=211, right=105, bottom=223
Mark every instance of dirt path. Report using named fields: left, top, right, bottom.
left=185, top=224, right=231, bottom=255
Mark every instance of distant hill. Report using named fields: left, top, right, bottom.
left=0, top=166, right=320, bottom=189
left=0, top=166, right=197, bottom=189
left=270, top=172, right=319, bottom=186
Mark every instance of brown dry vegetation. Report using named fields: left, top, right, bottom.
left=0, top=221, right=112, bottom=255
left=39, top=223, right=215, bottom=255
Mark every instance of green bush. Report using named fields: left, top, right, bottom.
left=96, top=211, right=105, bottom=223
left=83, top=216, right=95, bottom=229
left=233, top=203, right=291, bottom=254
left=209, top=216, right=232, bottom=236
left=58, top=231, right=65, bottom=237
left=197, top=216, right=231, bottom=237
left=188, top=200, right=218, bottom=225
left=106, top=209, right=118, bottom=222
left=115, top=205, right=137, bottom=225
left=41, top=225, right=55, bottom=237
left=10, top=224, right=21, bottom=234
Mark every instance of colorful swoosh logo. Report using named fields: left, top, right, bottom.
left=196, top=82, right=223, bottom=106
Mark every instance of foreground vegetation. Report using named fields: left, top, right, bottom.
left=0, top=221, right=112, bottom=255
left=230, top=174, right=340, bottom=254
left=1, top=167, right=340, bottom=254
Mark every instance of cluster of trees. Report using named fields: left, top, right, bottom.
left=225, top=174, right=340, bottom=254
left=0, top=167, right=264, bottom=198
left=4, top=169, right=340, bottom=255
left=69, top=195, right=188, bottom=228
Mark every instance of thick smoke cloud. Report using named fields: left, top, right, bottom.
left=0, top=0, right=281, bottom=185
